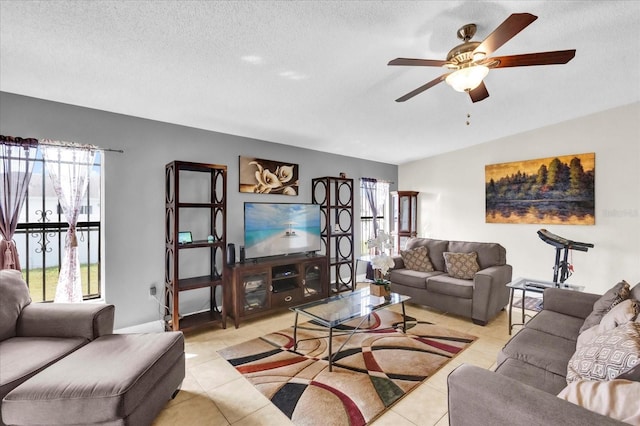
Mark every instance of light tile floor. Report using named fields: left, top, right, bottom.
left=153, top=295, right=525, bottom=426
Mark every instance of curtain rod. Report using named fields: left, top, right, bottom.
left=1, top=135, right=124, bottom=153
left=361, top=177, right=395, bottom=184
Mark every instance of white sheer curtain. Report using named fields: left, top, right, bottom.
left=0, top=139, right=39, bottom=270
left=41, top=140, right=97, bottom=302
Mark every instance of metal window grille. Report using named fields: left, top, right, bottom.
left=8, top=150, right=103, bottom=302
left=359, top=179, right=389, bottom=254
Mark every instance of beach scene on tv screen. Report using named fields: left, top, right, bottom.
left=245, top=203, right=321, bottom=259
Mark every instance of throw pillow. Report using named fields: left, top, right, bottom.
left=567, top=322, right=640, bottom=384
left=576, top=299, right=640, bottom=349
left=631, top=282, right=640, bottom=302
left=557, top=379, right=640, bottom=424
left=579, top=280, right=631, bottom=333
left=0, top=269, right=32, bottom=341
left=400, top=246, right=434, bottom=272
left=443, top=252, right=479, bottom=280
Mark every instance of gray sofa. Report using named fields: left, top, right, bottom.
left=0, top=269, right=185, bottom=426
left=389, top=237, right=512, bottom=325
left=447, top=287, right=636, bottom=425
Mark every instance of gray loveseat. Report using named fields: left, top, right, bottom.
left=0, top=269, right=185, bottom=426
left=448, top=287, right=639, bottom=425
left=389, top=237, right=512, bottom=325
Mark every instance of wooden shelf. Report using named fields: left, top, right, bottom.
left=177, top=202, right=223, bottom=208
left=165, top=161, right=228, bottom=332
left=177, top=275, right=223, bottom=291
left=175, top=241, right=225, bottom=249
left=169, top=310, right=225, bottom=333
left=312, top=177, right=355, bottom=293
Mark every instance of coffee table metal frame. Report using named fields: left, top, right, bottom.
left=507, top=277, right=584, bottom=335
left=290, top=287, right=410, bottom=371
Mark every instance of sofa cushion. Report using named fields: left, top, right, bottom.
left=0, top=336, right=87, bottom=400
left=389, top=269, right=441, bottom=290
left=525, top=310, right=585, bottom=342
left=448, top=240, right=506, bottom=269
left=405, top=238, right=449, bottom=272
left=580, top=280, right=631, bottom=333
left=567, top=322, right=640, bottom=383
left=3, top=332, right=185, bottom=425
left=443, top=252, right=479, bottom=280
left=558, top=379, right=640, bottom=424
left=426, top=274, right=474, bottom=299
left=0, top=269, right=32, bottom=341
left=400, top=246, right=435, bottom=272
left=495, top=357, right=568, bottom=394
left=499, top=328, right=577, bottom=377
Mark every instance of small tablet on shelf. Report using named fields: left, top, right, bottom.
left=178, top=231, right=192, bottom=244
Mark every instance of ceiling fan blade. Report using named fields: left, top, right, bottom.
left=468, top=81, right=489, bottom=103
left=491, top=50, right=576, bottom=68
left=474, top=13, right=538, bottom=57
left=395, top=74, right=449, bottom=102
left=388, top=58, right=448, bottom=67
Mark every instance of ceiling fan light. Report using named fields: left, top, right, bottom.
left=445, top=65, right=489, bottom=92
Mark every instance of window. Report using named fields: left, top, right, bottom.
left=12, top=150, right=102, bottom=302
left=359, top=179, right=390, bottom=255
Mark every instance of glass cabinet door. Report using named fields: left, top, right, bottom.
left=392, top=194, right=400, bottom=235
left=399, top=195, right=410, bottom=232
left=302, top=263, right=323, bottom=298
left=242, top=271, right=269, bottom=313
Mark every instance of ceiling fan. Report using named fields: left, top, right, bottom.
left=388, top=13, right=576, bottom=103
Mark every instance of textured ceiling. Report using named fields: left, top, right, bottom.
left=1, top=1, right=639, bottom=164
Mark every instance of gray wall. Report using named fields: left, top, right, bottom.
left=1, top=91, right=398, bottom=328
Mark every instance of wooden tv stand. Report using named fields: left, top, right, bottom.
left=227, top=254, right=328, bottom=328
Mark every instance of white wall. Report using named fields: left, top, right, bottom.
left=399, top=103, right=640, bottom=294
left=0, top=92, right=398, bottom=328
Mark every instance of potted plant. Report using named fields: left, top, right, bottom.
left=367, top=230, right=394, bottom=299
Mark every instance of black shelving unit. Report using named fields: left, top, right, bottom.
left=165, top=161, right=227, bottom=332
left=312, top=176, right=355, bottom=292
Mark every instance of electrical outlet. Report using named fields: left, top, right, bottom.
left=149, top=285, right=157, bottom=300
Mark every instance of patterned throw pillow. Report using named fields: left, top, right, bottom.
left=580, top=280, right=631, bottom=333
left=567, top=322, right=640, bottom=383
left=400, top=246, right=434, bottom=272
left=443, top=252, right=479, bottom=280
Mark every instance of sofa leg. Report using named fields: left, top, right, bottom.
left=472, top=319, right=487, bottom=326
left=171, top=388, right=181, bottom=399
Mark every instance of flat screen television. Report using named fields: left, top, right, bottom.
left=244, top=202, right=322, bottom=260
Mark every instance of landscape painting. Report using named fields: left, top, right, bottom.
left=485, top=153, right=595, bottom=225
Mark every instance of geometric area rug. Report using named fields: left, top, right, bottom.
left=513, top=296, right=544, bottom=312
left=218, top=310, right=476, bottom=425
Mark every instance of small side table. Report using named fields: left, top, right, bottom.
left=507, top=277, right=584, bottom=335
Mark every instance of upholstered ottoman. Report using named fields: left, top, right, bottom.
left=2, top=332, right=185, bottom=426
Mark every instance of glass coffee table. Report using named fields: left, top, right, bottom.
left=290, top=287, right=410, bottom=371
